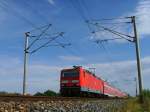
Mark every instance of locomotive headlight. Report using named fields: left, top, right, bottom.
left=72, top=80, right=79, bottom=83
left=61, top=80, right=68, bottom=83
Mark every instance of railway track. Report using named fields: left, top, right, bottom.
left=0, top=95, right=122, bottom=101
left=0, top=95, right=126, bottom=112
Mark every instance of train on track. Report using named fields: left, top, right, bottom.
left=60, top=66, right=127, bottom=98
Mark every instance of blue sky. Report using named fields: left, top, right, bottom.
left=0, top=0, right=150, bottom=96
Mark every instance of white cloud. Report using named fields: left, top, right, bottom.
left=135, top=0, right=150, bottom=36
left=59, top=55, right=83, bottom=61
left=47, top=0, right=55, bottom=5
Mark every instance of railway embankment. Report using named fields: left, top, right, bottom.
left=0, top=99, right=126, bottom=112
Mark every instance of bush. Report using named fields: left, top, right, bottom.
left=34, top=92, right=44, bottom=96
left=0, top=91, right=21, bottom=96
left=34, top=90, right=58, bottom=96
left=142, top=89, right=150, bottom=98
left=44, top=90, right=58, bottom=96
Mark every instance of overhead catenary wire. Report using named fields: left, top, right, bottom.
left=28, top=24, right=53, bottom=33
left=69, top=0, right=87, bottom=21
left=81, top=0, right=92, bottom=18
left=87, top=21, right=134, bottom=42
left=77, top=0, right=96, bottom=32
left=95, top=23, right=133, bottom=39
left=27, top=24, right=52, bottom=50
left=91, top=16, right=132, bottom=21
left=69, top=0, right=93, bottom=32
left=17, top=0, right=50, bottom=24
left=0, top=0, right=38, bottom=28
left=90, top=17, right=133, bottom=58
left=91, top=21, right=130, bottom=34
left=22, top=22, right=72, bottom=56
left=25, top=24, right=72, bottom=56
left=94, top=38, right=124, bottom=43
left=91, top=21, right=132, bottom=25
left=87, top=16, right=133, bottom=36
left=0, top=0, right=54, bottom=35
left=44, top=43, right=71, bottom=48
left=44, top=34, right=72, bottom=48
left=29, top=32, right=64, bottom=54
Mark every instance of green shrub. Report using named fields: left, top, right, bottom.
left=34, top=92, right=44, bottom=96
left=142, top=89, right=150, bottom=98
left=34, top=90, right=58, bottom=96
left=43, top=90, right=58, bottom=96
left=0, top=91, right=21, bottom=96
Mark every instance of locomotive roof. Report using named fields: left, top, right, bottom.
left=62, top=66, right=104, bottom=80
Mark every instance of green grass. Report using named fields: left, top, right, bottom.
left=122, top=98, right=145, bottom=112
left=122, top=89, right=150, bottom=112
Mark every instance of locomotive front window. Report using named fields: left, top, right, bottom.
left=62, top=71, right=78, bottom=77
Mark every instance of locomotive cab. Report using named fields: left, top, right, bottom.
left=60, top=67, right=81, bottom=96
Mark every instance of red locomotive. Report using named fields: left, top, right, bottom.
left=60, top=66, right=127, bottom=98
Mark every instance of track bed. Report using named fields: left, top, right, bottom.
left=0, top=95, right=126, bottom=112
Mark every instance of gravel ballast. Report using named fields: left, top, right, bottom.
left=0, top=99, right=126, bottom=112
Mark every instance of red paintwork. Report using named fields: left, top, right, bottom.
left=60, top=67, right=127, bottom=97
left=79, top=68, right=104, bottom=93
